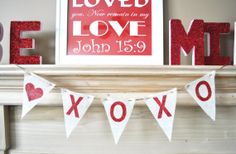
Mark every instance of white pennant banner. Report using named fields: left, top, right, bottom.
left=185, top=71, right=216, bottom=121
left=22, top=73, right=55, bottom=118
left=19, top=68, right=219, bottom=141
left=144, top=88, right=177, bottom=141
left=103, top=98, right=135, bottom=144
left=61, top=89, right=94, bottom=138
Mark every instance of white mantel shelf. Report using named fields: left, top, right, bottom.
left=0, top=65, right=235, bottom=106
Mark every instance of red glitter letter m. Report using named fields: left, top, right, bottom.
left=170, top=20, right=205, bottom=65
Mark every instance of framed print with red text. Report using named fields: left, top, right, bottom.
left=56, top=0, right=163, bottom=65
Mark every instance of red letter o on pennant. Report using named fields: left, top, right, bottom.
left=195, top=81, right=212, bottom=102
left=110, top=101, right=127, bottom=122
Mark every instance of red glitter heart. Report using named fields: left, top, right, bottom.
left=25, top=83, right=43, bottom=102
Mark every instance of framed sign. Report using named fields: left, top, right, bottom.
left=56, top=0, right=163, bottom=65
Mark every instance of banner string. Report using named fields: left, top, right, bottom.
left=16, top=65, right=31, bottom=75
left=15, top=64, right=228, bottom=101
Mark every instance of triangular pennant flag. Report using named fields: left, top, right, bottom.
left=22, top=73, right=55, bottom=118
left=61, top=89, right=94, bottom=138
left=144, top=88, right=177, bottom=141
left=103, top=98, right=135, bottom=144
left=185, top=71, right=216, bottom=121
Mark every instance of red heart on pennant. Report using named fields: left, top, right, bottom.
left=25, top=83, right=43, bottom=102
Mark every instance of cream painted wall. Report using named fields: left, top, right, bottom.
left=0, top=0, right=236, bottom=64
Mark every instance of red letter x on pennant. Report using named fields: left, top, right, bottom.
left=153, top=95, right=172, bottom=119
left=66, top=95, right=83, bottom=118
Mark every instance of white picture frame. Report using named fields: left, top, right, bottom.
left=56, top=0, right=163, bottom=65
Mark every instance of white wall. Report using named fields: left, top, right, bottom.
left=0, top=0, right=236, bottom=64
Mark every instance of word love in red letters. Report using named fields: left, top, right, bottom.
left=72, top=0, right=149, bottom=8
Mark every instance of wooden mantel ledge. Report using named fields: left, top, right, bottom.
left=0, top=65, right=236, bottom=76
left=0, top=65, right=235, bottom=106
